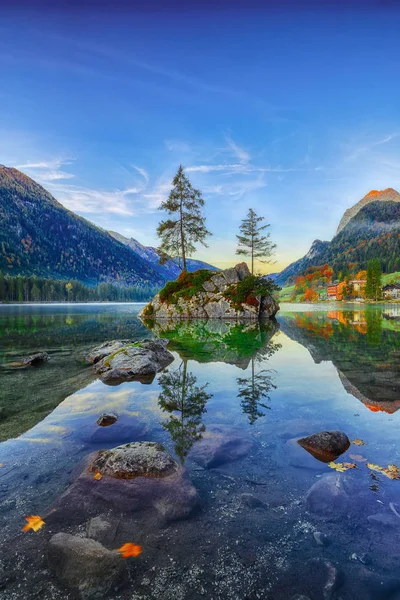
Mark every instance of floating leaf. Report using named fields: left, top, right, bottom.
left=117, top=543, right=142, bottom=558
left=93, top=472, right=102, bottom=480
left=22, top=515, right=45, bottom=532
left=328, top=462, right=357, bottom=472
left=367, top=463, right=400, bottom=480
left=349, top=453, right=367, bottom=462
left=352, top=439, right=366, bottom=446
left=370, top=483, right=379, bottom=492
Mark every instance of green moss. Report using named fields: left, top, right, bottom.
left=142, top=303, right=154, bottom=317
left=158, top=269, right=213, bottom=305
left=103, top=342, right=142, bottom=367
left=224, top=275, right=279, bottom=311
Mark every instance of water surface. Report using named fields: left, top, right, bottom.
left=1, top=303, right=399, bottom=600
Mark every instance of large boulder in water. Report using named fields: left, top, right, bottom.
left=48, top=532, right=127, bottom=599
left=139, top=263, right=279, bottom=321
left=85, top=340, right=131, bottom=365
left=50, top=442, right=199, bottom=523
left=298, top=430, right=350, bottom=463
left=87, top=339, right=174, bottom=384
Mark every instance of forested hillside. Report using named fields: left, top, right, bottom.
left=0, top=166, right=165, bottom=286
left=276, top=196, right=400, bottom=285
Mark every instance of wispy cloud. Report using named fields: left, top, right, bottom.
left=47, top=182, right=138, bottom=216
left=133, top=165, right=149, bottom=185
left=14, top=158, right=75, bottom=182
left=165, top=139, right=192, bottom=153
left=225, top=135, right=251, bottom=163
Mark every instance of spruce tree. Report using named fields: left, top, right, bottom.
left=366, top=258, right=382, bottom=300
left=236, top=208, right=276, bottom=274
left=157, top=165, right=211, bottom=272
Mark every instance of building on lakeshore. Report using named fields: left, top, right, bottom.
left=327, top=285, right=338, bottom=300
left=383, top=283, right=400, bottom=299
left=326, top=279, right=366, bottom=301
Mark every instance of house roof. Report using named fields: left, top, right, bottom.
left=383, top=283, right=400, bottom=290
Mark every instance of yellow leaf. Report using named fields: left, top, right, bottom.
left=367, top=463, right=400, bottom=480
left=352, top=439, right=366, bottom=446
left=328, top=461, right=357, bottom=472
left=22, top=515, right=45, bottom=532
left=117, top=543, right=142, bottom=558
left=93, top=472, right=102, bottom=480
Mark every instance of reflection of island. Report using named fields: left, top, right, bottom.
left=146, top=319, right=281, bottom=427
left=143, top=318, right=280, bottom=369
left=280, top=310, right=400, bottom=413
left=158, top=360, right=211, bottom=463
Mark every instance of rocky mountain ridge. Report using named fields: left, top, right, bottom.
left=336, top=188, right=400, bottom=234
left=275, top=188, right=400, bottom=285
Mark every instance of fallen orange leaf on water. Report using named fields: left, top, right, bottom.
left=367, top=463, right=400, bottom=480
left=328, top=462, right=357, bottom=473
left=117, top=543, right=143, bottom=558
left=22, top=515, right=45, bottom=532
left=352, top=439, right=366, bottom=446
left=93, top=472, right=102, bottom=480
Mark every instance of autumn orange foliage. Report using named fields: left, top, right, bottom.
left=118, top=543, right=143, bottom=558
left=22, top=515, right=45, bottom=532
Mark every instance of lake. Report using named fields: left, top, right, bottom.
left=1, top=302, right=400, bottom=600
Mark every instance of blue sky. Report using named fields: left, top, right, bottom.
left=1, top=1, right=400, bottom=272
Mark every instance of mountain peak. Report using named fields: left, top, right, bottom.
left=336, top=187, right=400, bottom=234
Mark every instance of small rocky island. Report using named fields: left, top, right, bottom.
left=139, top=262, right=279, bottom=320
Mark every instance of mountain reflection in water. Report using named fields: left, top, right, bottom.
left=280, top=308, right=400, bottom=414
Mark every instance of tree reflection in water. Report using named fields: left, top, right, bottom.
left=236, top=336, right=281, bottom=424
left=158, top=360, right=212, bottom=463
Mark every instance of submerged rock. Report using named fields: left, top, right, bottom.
left=50, top=442, right=199, bottom=523
left=89, top=441, right=177, bottom=479
left=139, top=263, right=279, bottom=321
left=48, top=532, right=127, bottom=599
left=306, top=473, right=348, bottom=517
left=22, top=352, right=50, bottom=366
left=188, top=424, right=255, bottom=468
left=86, top=515, right=121, bottom=546
left=96, top=413, right=118, bottom=427
left=306, top=558, right=339, bottom=600
left=88, top=338, right=174, bottom=384
left=313, top=531, right=331, bottom=547
left=367, top=513, right=400, bottom=528
left=240, top=493, right=266, bottom=508
left=298, top=430, right=350, bottom=463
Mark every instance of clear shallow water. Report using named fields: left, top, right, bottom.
left=0, top=303, right=400, bottom=599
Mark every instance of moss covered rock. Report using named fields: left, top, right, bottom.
left=139, top=263, right=279, bottom=320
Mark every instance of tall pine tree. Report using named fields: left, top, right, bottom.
left=365, top=258, right=382, bottom=300
left=236, top=208, right=276, bottom=274
left=157, top=165, right=211, bottom=272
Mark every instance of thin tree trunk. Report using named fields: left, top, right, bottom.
left=179, top=197, right=186, bottom=271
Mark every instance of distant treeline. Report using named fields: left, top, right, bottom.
left=0, top=273, right=160, bottom=303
